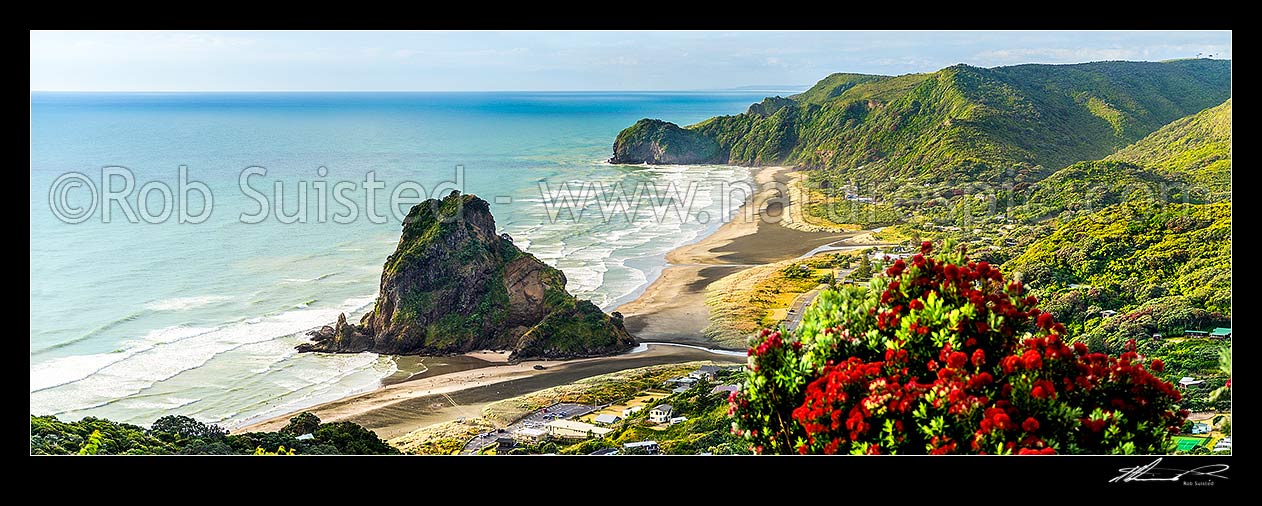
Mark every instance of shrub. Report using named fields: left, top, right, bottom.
left=729, top=242, right=1186, bottom=455
left=280, top=412, right=321, bottom=436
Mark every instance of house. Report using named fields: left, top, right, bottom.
left=1191, top=422, right=1211, bottom=435
left=712, top=384, right=740, bottom=396
left=495, top=437, right=516, bottom=449
left=669, top=416, right=688, bottom=425
left=546, top=419, right=612, bottom=440
left=1214, top=437, right=1232, bottom=452
left=649, top=404, right=674, bottom=423
left=665, top=376, right=698, bottom=387
left=1210, top=327, right=1232, bottom=340
left=623, top=441, right=660, bottom=455
left=671, top=386, right=690, bottom=394
left=590, top=448, right=619, bottom=456
left=1185, top=330, right=1209, bottom=338
left=622, top=405, right=644, bottom=417
left=1100, top=310, right=1118, bottom=318
left=593, top=414, right=622, bottom=425
left=1178, top=377, right=1205, bottom=387
left=516, top=427, right=547, bottom=442
left=689, top=365, right=722, bottom=381
left=295, top=433, right=314, bottom=441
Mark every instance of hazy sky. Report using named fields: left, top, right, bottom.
left=30, top=30, right=1232, bottom=91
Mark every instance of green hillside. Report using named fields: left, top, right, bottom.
left=1004, top=201, right=1231, bottom=321
left=612, top=59, right=1231, bottom=187
left=1106, top=98, right=1232, bottom=200
left=1015, top=99, right=1230, bottom=222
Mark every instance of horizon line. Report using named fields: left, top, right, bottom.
left=30, top=88, right=812, bottom=93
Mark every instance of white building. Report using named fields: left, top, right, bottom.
left=649, top=404, right=674, bottom=424
left=546, top=419, right=612, bottom=440
left=623, top=441, right=660, bottom=455
left=622, top=405, right=644, bottom=417
left=516, top=427, right=547, bottom=441
left=1179, top=377, right=1205, bottom=387
left=1214, top=437, right=1232, bottom=452
left=669, top=416, right=688, bottom=426
left=593, top=413, right=621, bottom=425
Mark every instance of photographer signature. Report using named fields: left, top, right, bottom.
left=1111, top=458, right=1229, bottom=483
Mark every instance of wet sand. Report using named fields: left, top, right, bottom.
left=236, top=344, right=742, bottom=440
left=617, top=166, right=859, bottom=347
left=381, top=355, right=498, bottom=386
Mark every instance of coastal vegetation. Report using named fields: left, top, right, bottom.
left=1004, top=202, right=1231, bottom=335
left=704, top=252, right=854, bottom=347
left=479, top=363, right=702, bottom=426
left=730, top=243, right=1188, bottom=454
left=31, top=412, right=398, bottom=455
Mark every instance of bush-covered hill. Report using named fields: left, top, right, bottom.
left=611, top=59, right=1231, bottom=187
left=1004, top=201, right=1231, bottom=325
left=1016, top=99, right=1231, bottom=222
left=1106, top=98, right=1232, bottom=200
left=30, top=412, right=398, bottom=455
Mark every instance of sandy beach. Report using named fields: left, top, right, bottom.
left=616, top=166, right=863, bottom=347
left=239, top=166, right=878, bottom=441
left=237, top=344, right=741, bottom=439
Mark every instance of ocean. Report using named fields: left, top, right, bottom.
left=29, top=90, right=783, bottom=428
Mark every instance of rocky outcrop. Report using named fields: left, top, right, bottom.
left=746, top=96, right=795, bottom=117
left=608, top=118, right=723, bottom=165
left=297, top=191, right=636, bottom=360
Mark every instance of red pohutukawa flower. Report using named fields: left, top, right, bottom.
left=730, top=242, right=1186, bottom=455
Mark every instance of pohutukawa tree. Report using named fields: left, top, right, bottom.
left=729, top=242, right=1186, bottom=455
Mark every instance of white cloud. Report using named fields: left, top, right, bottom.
left=974, top=47, right=1139, bottom=63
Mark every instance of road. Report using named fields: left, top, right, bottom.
left=460, top=402, right=597, bottom=454
left=784, top=267, right=854, bottom=333
left=784, top=287, right=823, bottom=333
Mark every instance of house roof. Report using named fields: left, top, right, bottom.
left=698, top=365, right=721, bottom=373
left=671, top=386, right=690, bottom=393
left=590, top=448, right=619, bottom=455
left=546, top=419, right=612, bottom=435
left=517, top=428, right=547, bottom=437
left=593, top=414, right=621, bottom=424
left=623, top=441, right=658, bottom=448
left=653, top=404, right=673, bottom=412
left=712, top=384, right=740, bottom=394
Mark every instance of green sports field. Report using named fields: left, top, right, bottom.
left=1174, top=436, right=1207, bottom=452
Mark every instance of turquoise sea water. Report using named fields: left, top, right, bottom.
left=29, top=91, right=782, bottom=427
